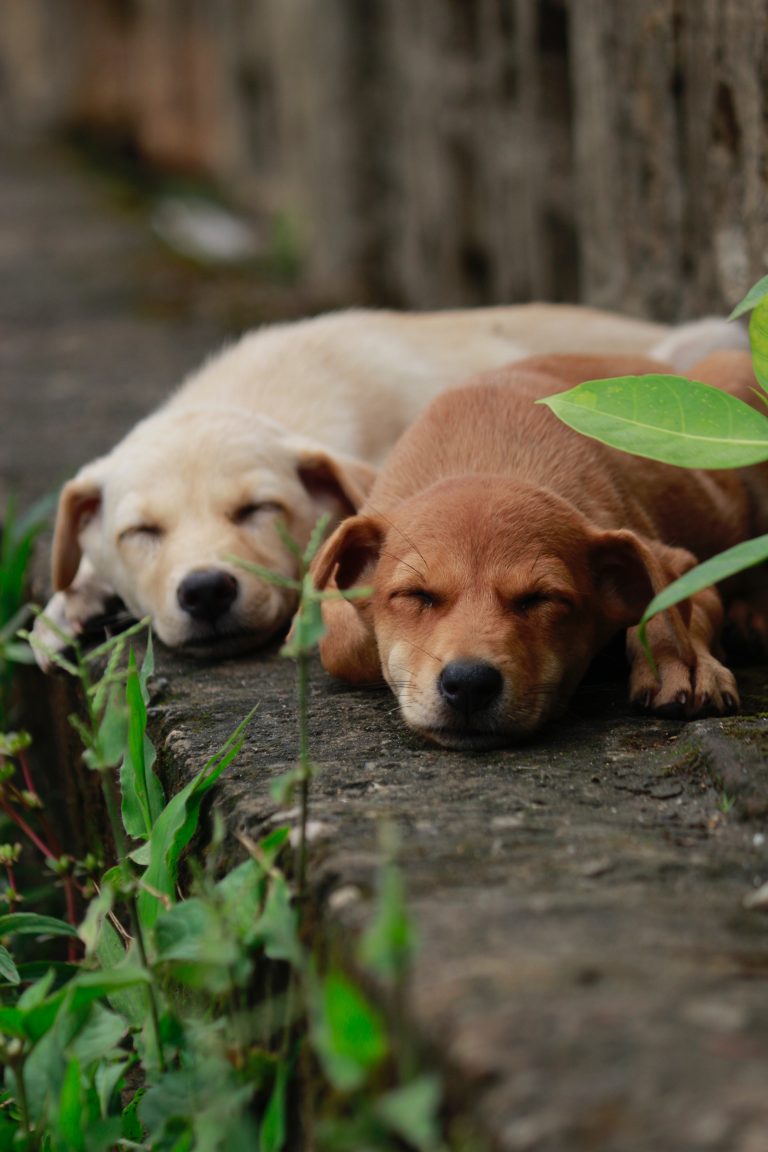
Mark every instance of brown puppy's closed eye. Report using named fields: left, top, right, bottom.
left=312, top=352, right=767, bottom=747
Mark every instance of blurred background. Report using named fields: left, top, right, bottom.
left=0, top=0, right=766, bottom=323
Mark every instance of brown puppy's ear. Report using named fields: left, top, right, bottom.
left=589, top=529, right=697, bottom=650
left=312, top=514, right=386, bottom=592
left=288, top=437, right=377, bottom=519
left=311, top=515, right=386, bottom=683
left=52, top=468, right=105, bottom=591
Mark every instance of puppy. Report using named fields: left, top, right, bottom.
left=35, top=306, right=744, bottom=662
left=312, top=351, right=767, bottom=749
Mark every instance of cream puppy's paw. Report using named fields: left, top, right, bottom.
left=31, top=570, right=118, bottom=671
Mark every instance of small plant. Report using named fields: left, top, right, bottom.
left=717, top=790, right=736, bottom=816
left=540, top=276, right=768, bottom=648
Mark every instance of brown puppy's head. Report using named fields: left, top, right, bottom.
left=313, top=476, right=667, bottom=748
left=52, top=407, right=375, bottom=652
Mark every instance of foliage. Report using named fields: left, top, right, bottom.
left=539, top=277, right=768, bottom=649
left=0, top=494, right=55, bottom=727
left=0, top=510, right=445, bottom=1151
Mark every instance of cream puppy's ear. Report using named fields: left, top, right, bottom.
left=51, top=462, right=106, bottom=591
left=287, top=436, right=378, bottom=519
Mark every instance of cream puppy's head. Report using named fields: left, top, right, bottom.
left=313, top=477, right=671, bottom=748
left=52, top=406, right=375, bottom=652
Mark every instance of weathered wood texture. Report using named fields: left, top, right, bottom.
left=1, top=0, right=766, bottom=316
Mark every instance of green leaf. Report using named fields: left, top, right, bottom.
left=78, top=884, right=115, bottom=958
left=729, top=274, right=768, bottom=320
left=137, top=707, right=256, bottom=929
left=0, top=1007, right=25, bottom=1038
left=0, top=912, right=79, bottom=939
left=84, top=686, right=128, bottom=772
left=95, top=1056, right=131, bottom=1119
left=226, top=555, right=300, bottom=591
left=58, top=1058, right=86, bottom=1152
left=274, top=518, right=304, bottom=560
left=749, top=297, right=768, bottom=393
left=17, top=969, right=56, bottom=1011
left=0, top=945, right=19, bottom=985
left=270, top=768, right=301, bottom=806
left=259, top=1061, right=289, bottom=1152
left=121, top=648, right=164, bottom=840
left=254, top=874, right=303, bottom=969
left=311, top=968, right=388, bottom=1092
left=69, top=1002, right=127, bottom=1068
left=94, top=921, right=145, bottom=1026
left=280, top=581, right=325, bottom=657
left=638, top=533, right=768, bottom=649
left=154, top=899, right=246, bottom=992
left=358, top=861, right=416, bottom=985
left=1, top=642, right=36, bottom=665
left=375, top=1075, right=443, bottom=1152
left=539, top=375, right=768, bottom=468
left=303, top=512, right=332, bottom=565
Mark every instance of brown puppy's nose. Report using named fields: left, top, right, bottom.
left=438, top=660, right=503, bottom=717
left=177, top=570, right=238, bottom=622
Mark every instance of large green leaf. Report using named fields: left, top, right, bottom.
left=749, top=297, right=768, bottom=393
left=539, top=375, right=768, bottom=468
left=638, top=533, right=768, bottom=648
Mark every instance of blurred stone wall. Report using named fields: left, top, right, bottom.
left=1, top=0, right=765, bottom=317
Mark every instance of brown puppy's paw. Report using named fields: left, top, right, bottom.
left=629, top=650, right=740, bottom=719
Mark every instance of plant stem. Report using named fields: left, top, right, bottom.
left=128, top=889, right=167, bottom=1073
left=0, top=797, right=54, bottom=860
left=296, top=649, right=310, bottom=903
left=10, top=1054, right=35, bottom=1150
left=99, top=764, right=166, bottom=1073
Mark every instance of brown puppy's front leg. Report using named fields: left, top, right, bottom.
left=627, top=584, right=739, bottom=718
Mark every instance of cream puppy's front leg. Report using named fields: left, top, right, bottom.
left=31, top=558, right=120, bottom=671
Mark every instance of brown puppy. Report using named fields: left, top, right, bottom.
left=312, top=351, right=768, bottom=749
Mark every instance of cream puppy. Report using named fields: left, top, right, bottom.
left=34, top=306, right=744, bottom=662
